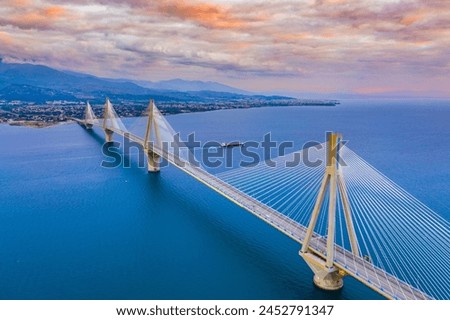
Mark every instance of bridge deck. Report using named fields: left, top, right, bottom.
left=76, top=119, right=431, bottom=300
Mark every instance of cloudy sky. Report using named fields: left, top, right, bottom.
left=1, top=0, right=449, bottom=97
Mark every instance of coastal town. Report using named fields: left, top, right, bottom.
left=0, top=98, right=338, bottom=127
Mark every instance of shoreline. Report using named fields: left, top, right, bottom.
left=3, top=120, right=75, bottom=128
left=1, top=102, right=338, bottom=128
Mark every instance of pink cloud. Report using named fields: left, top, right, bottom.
left=157, top=0, right=245, bottom=29
left=1, top=5, right=70, bottom=30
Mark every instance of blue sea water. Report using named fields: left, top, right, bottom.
left=0, top=99, right=449, bottom=299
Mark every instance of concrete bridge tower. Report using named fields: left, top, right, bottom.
left=300, top=132, right=360, bottom=290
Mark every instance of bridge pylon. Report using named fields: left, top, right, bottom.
left=299, top=132, right=360, bottom=291
left=102, top=98, right=114, bottom=142
left=83, top=102, right=95, bottom=129
left=143, top=99, right=162, bottom=173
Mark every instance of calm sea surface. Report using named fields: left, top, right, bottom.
left=0, top=99, right=449, bottom=299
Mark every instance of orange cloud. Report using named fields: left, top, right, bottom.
left=0, top=31, right=14, bottom=45
left=229, top=42, right=253, bottom=50
left=157, top=0, right=245, bottom=29
left=276, top=33, right=310, bottom=42
left=7, top=5, right=67, bottom=30
left=43, top=6, right=66, bottom=18
left=320, top=32, right=335, bottom=39
left=400, top=13, right=424, bottom=26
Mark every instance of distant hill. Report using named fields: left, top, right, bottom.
left=0, top=61, right=150, bottom=96
left=134, top=78, right=250, bottom=95
left=0, top=84, right=78, bottom=103
left=0, top=61, right=278, bottom=103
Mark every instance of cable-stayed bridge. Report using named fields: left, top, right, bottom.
left=74, top=99, right=450, bottom=300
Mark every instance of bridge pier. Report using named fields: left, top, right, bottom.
left=144, top=99, right=162, bottom=173
left=84, top=102, right=96, bottom=130
left=147, top=151, right=160, bottom=173
left=300, top=251, right=344, bottom=290
left=299, top=132, right=359, bottom=292
left=104, top=129, right=114, bottom=143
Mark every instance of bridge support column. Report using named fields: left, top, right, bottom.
left=300, top=251, right=344, bottom=290
left=103, top=98, right=115, bottom=143
left=299, top=132, right=359, bottom=292
left=147, top=151, right=160, bottom=173
left=104, top=129, right=114, bottom=143
left=83, top=102, right=96, bottom=130
left=144, top=99, right=162, bottom=173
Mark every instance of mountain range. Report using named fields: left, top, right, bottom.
left=0, top=60, right=265, bottom=103
left=133, top=79, right=250, bottom=95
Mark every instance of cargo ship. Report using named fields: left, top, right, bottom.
left=221, top=141, right=243, bottom=148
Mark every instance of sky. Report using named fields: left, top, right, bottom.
left=0, top=0, right=449, bottom=97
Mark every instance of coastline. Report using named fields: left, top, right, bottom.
left=3, top=120, right=75, bottom=128
left=1, top=101, right=338, bottom=128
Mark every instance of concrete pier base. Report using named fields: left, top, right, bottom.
left=313, top=271, right=344, bottom=290
left=104, top=129, right=114, bottom=143
left=300, top=251, right=344, bottom=291
left=147, top=151, right=160, bottom=173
